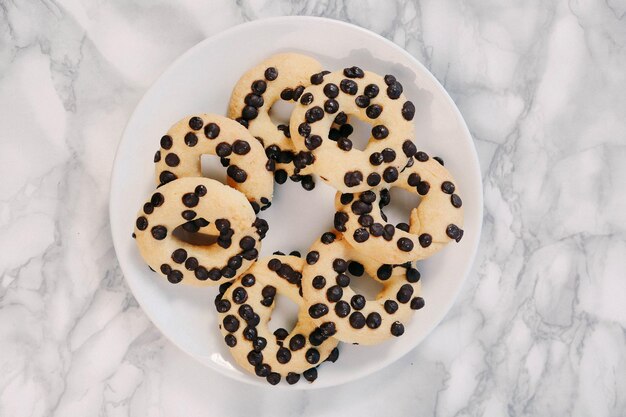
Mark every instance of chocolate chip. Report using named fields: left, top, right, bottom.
left=358, top=214, right=374, bottom=227
left=417, top=181, right=430, bottom=195
left=326, top=347, right=340, bottom=363
left=245, top=93, right=264, bottom=108
left=384, top=75, right=396, bottom=85
left=247, top=350, right=263, bottom=366
left=340, top=193, right=354, bottom=204
left=273, top=328, right=289, bottom=342
left=402, top=140, right=417, bottom=157
left=309, top=303, right=329, bottom=318
left=397, top=284, right=414, bottom=303
left=410, top=297, right=425, bottom=310
left=279, top=88, right=294, bottom=101
left=397, top=237, right=414, bottom=252
left=167, top=270, right=183, bottom=283
left=402, top=101, right=415, bottom=120
left=300, top=92, right=314, bottom=105
left=377, top=264, right=392, bottom=280
left=351, top=200, right=372, bottom=215
left=306, top=348, right=321, bottom=364
left=305, top=134, right=322, bottom=150
left=323, top=83, right=339, bottom=98
left=348, top=261, right=364, bottom=276
left=355, top=95, right=370, bottom=108
left=450, top=194, right=463, bottom=208
left=235, top=118, right=248, bottom=128
left=136, top=216, right=148, bottom=230
left=418, top=233, right=432, bottom=247
left=353, top=228, right=370, bottom=243
left=223, top=315, right=240, bottom=333
left=312, top=275, right=326, bottom=289
left=364, top=84, right=379, bottom=98
left=292, top=85, right=304, bottom=101
left=153, top=150, right=161, bottom=162
left=227, top=165, right=247, bottom=183
left=232, top=140, right=250, bottom=155
left=215, top=218, right=230, bottom=232
left=341, top=123, right=353, bottom=137
left=387, top=82, right=403, bottom=99
left=286, top=373, right=300, bottom=385
left=334, top=212, right=349, bottom=232
left=408, top=173, right=421, bottom=186
left=383, top=167, right=398, bottom=183
left=264, top=67, right=278, bottom=81
left=340, top=79, right=358, bottom=95
left=441, top=181, right=455, bottom=194
left=242, top=106, right=258, bottom=120
left=310, top=72, right=325, bottom=85
left=381, top=148, right=396, bottom=163
left=383, top=224, right=395, bottom=241
left=434, top=156, right=444, bottom=165
left=344, top=171, right=363, bottom=187
left=275, top=347, right=292, bottom=364
left=446, top=224, right=463, bottom=240
left=171, top=248, right=187, bottom=264
left=402, top=269, right=419, bottom=285
left=332, top=259, right=348, bottom=273
left=367, top=173, right=381, bottom=186
left=396, top=222, right=409, bottom=233
left=160, top=264, right=171, bottom=276
left=390, top=321, right=405, bottom=336
left=384, top=300, right=399, bottom=314
left=325, top=285, right=343, bottom=302
left=160, top=135, right=173, bottom=149
left=204, top=123, right=220, bottom=139
left=416, top=151, right=429, bottom=162
left=242, top=249, right=258, bottom=261
left=151, top=225, right=167, bottom=240
left=372, top=125, right=389, bottom=139
left=324, top=99, right=339, bottom=114
left=182, top=193, right=199, bottom=208
left=343, top=66, right=364, bottom=78
left=334, top=112, right=348, bottom=125
left=366, top=312, right=382, bottom=329
left=370, top=223, right=384, bottom=237
left=337, top=137, right=352, bottom=151
left=228, top=255, right=243, bottom=270
left=193, top=266, right=208, bottom=280
left=251, top=79, right=267, bottom=94
left=351, top=295, right=366, bottom=310
left=159, top=171, right=177, bottom=185
left=221, top=267, right=236, bottom=278
left=305, top=106, right=324, bottom=123
left=274, top=169, right=288, bottom=184
left=349, top=312, right=366, bottom=329
left=184, top=257, right=198, bottom=271
left=303, top=368, right=318, bottom=382
left=335, top=300, right=351, bottom=318
left=336, top=274, right=350, bottom=287
left=366, top=104, right=382, bottom=118
left=255, top=364, right=270, bottom=377
left=267, top=258, right=281, bottom=272
left=252, top=337, right=267, bottom=352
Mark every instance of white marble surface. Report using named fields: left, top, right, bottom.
left=1, top=0, right=625, bottom=416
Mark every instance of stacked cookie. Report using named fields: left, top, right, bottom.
left=133, top=53, right=464, bottom=385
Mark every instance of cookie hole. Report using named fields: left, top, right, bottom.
left=172, top=223, right=218, bottom=246
left=380, top=187, right=421, bottom=227
left=200, top=154, right=228, bottom=185
left=269, top=99, right=295, bottom=126
left=346, top=266, right=384, bottom=299
left=326, top=117, right=371, bottom=151
left=267, top=294, right=299, bottom=335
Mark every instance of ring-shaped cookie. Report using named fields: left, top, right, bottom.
left=134, top=177, right=268, bottom=286
left=216, top=255, right=339, bottom=385
left=154, top=114, right=273, bottom=213
left=228, top=53, right=323, bottom=181
left=334, top=152, right=464, bottom=264
left=289, top=67, right=416, bottom=192
left=301, top=233, right=424, bottom=345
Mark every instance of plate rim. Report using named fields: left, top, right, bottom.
left=109, top=15, right=483, bottom=390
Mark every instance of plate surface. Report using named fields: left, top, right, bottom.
left=110, top=16, right=483, bottom=389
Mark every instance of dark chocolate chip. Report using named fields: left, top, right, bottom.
left=344, top=171, right=363, bottom=187
left=406, top=268, right=420, bottom=283
left=408, top=173, right=421, bottom=186
left=336, top=274, right=350, bottom=287
left=305, top=348, right=321, bottom=364
left=321, top=232, right=336, bottom=244
left=233, top=140, right=251, bottom=155
left=416, top=151, right=429, bottom=162
left=358, top=214, right=374, bottom=227
left=397, top=237, right=414, bottom=252
left=417, top=181, right=430, bottom=195
left=402, top=101, right=415, bottom=120
left=274, top=169, right=288, bottom=184
left=304, top=134, right=322, bottom=150
left=182, top=193, right=199, bottom=207
left=335, top=300, right=351, bottom=317
left=185, top=257, right=198, bottom=271
left=151, top=225, right=167, bottom=240
left=411, top=297, right=425, bottom=310
left=227, top=165, right=247, bottom=183
left=308, top=303, right=329, bottom=318
left=303, top=368, right=318, bottom=382
left=351, top=295, right=366, bottom=310
left=223, top=315, right=240, bottom=333
left=384, top=299, right=399, bottom=314
left=349, top=312, right=366, bottom=329
left=372, top=125, right=389, bottom=139
left=377, top=264, right=392, bottom=280
left=247, top=350, right=263, bottom=366
left=286, top=372, right=300, bottom=385
left=441, top=181, right=455, bottom=194
left=160, top=135, right=173, bottom=149
left=264, top=67, right=278, bottom=81
left=446, top=224, right=463, bottom=240
left=153, top=150, right=161, bottom=162
left=337, top=137, right=352, bottom=151
left=324, top=99, right=339, bottom=114
left=383, top=167, right=398, bottom=183
left=396, top=222, right=410, bottom=232
left=390, top=321, right=405, bottom=336
left=451, top=194, right=463, bottom=208
left=334, top=112, right=348, bottom=125
left=300, top=92, right=314, bottom=105
left=343, top=66, right=364, bottom=78
left=402, top=140, right=417, bottom=157
left=340, top=79, right=358, bottom=95
left=171, top=248, right=187, bottom=263
left=323, top=83, right=339, bottom=98
left=367, top=173, right=381, bottom=186
left=384, top=75, right=396, bottom=85
left=353, top=228, right=370, bottom=243
left=136, top=216, right=148, bottom=230
left=366, top=312, right=382, bottom=329
left=419, top=233, right=432, bottom=247
left=159, top=171, right=177, bottom=185
left=204, top=123, right=220, bottom=139
left=370, top=223, right=384, bottom=237
left=312, top=275, right=326, bottom=289
left=387, top=81, right=403, bottom=99
left=340, top=193, right=354, bottom=204
left=355, top=95, right=370, bottom=108
left=397, top=284, right=414, bottom=303
left=366, top=104, right=382, bottom=119
left=245, top=93, right=264, bottom=108
left=364, top=84, right=379, bottom=98
left=184, top=132, right=198, bottom=147
left=251, top=79, right=267, bottom=94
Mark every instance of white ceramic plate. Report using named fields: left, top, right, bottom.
left=110, top=16, right=482, bottom=389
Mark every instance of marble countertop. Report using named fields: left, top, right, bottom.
left=1, top=0, right=625, bottom=416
